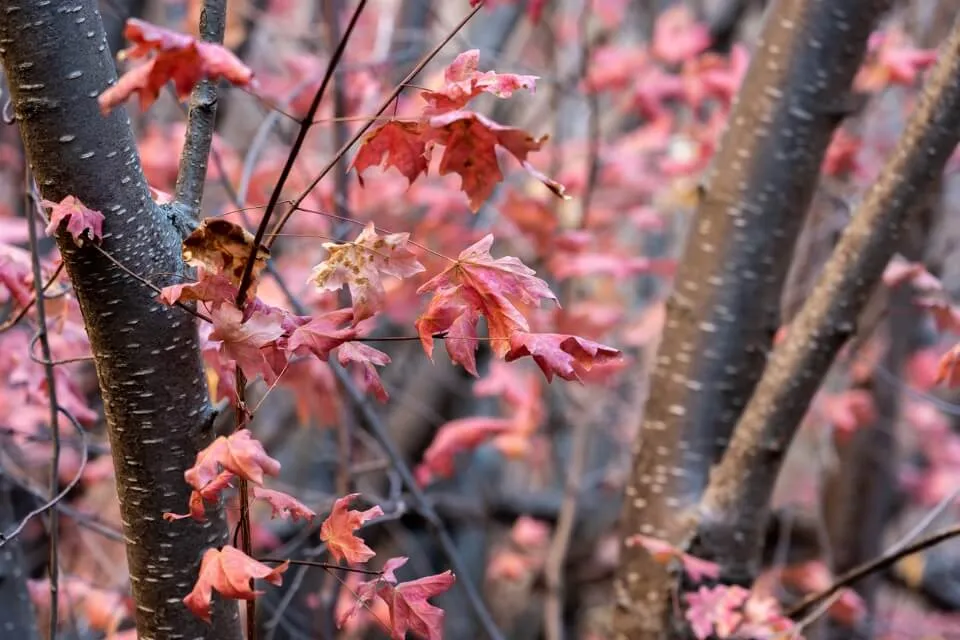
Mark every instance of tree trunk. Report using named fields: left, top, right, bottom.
left=0, top=1, right=241, bottom=637
left=613, top=0, right=887, bottom=636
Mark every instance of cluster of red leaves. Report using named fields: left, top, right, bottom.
left=352, top=49, right=567, bottom=211
left=159, top=219, right=395, bottom=401
left=170, top=444, right=453, bottom=638
left=163, top=214, right=620, bottom=390
left=99, top=18, right=256, bottom=114
left=626, top=535, right=806, bottom=638
left=684, top=585, right=797, bottom=640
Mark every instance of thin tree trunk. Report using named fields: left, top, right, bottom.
left=0, top=1, right=241, bottom=637
left=613, top=1, right=886, bottom=636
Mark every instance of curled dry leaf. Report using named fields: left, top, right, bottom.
left=183, top=546, right=288, bottom=622
left=320, top=493, right=385, bottom=564
left=182, top=218, right=270, bottom=291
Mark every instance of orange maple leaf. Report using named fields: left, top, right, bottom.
left=320, top=493, right=384, bottom=564
left=309, top=222, right=425, bottom=322
left=183, top=546, right=288, bottom=622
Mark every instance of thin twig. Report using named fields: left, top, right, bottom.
left=0, top=407, right=88, bottom=548
left=27, top=172, right=63, bottom=631
left=259, top=557, right=383, bottom=575
left=333, top=361, right=505, bottom=639
left=173, top=0, right=227, bottom=218
left=786, top=524, right=960, bottom=619
left=235, top=0, right=370, bottom=305
left=0, top=261, right=64, bottom=332
left=87, top=244, right=213, bottom=323
left=262, top=3, right=484, bottom=250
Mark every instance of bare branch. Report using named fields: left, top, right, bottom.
left=173, top=0, right=227, bottom=219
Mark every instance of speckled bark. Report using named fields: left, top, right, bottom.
left=697, top=10, right=960, bottom=588
left=613, top=1, right=887, bottom=636
left=0, top=1, right=241, bottom=638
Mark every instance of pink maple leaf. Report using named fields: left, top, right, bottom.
left=41, top=196, right=105, bottom=246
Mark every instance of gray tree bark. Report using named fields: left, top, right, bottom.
left=613, top=0, right=888, bottom=636
left=0, top=1, right=241, bottom=637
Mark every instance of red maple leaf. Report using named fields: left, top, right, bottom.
left=184, top=429, right=281, bottom=493
left=309, top=222, right=425, bottom=322
left=416, top=235, right=558, bottom=372
left=415, top=416, right=515, bottom=482
left=339, top=556, right=455, bottom=640
left=320, top=493, right=384, bottom=564
left=253, top=487, right=317, bottom=522
left=99, top=18, right=256, bottom=113
left=427, top=110, right=549, bottom=211
left=183, top=546, right=288, bottom=622
left=352, top=121, right=430, bottom=186
left=40, top=196, right=105, bottom=246
left=420, top=49, right=537, bottom=116
left=209, top=302, right=287, bottom=383
left=158, top=269, right=238, bottom=308
left=286, top=308, right=357, bottom=360
left=337, top=341, right=391, bottom=403
left=504, top=332, right=622, bottom=383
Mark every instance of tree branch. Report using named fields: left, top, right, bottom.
left=613, top=0, right=889, bottom=635
left=696, top=11, right=960, bottom=583
left=173, top=0, right=227, bottom=220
